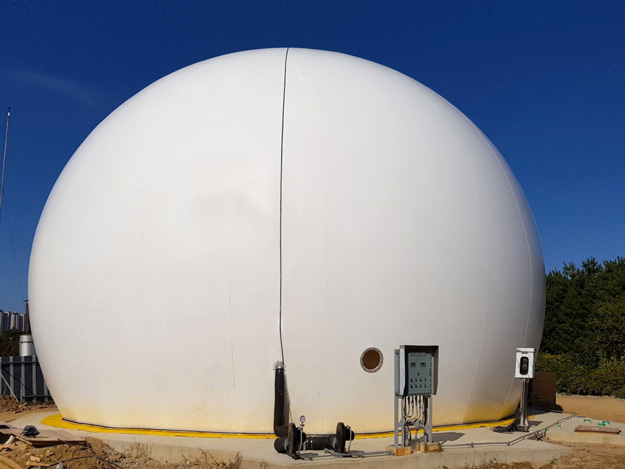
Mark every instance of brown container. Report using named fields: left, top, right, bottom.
left=529, top=371, right=557, bottom=410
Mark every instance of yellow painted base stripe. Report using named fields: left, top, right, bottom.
left=41, top=414, right=273, bottom=439
left=41, top=413, right=527, bottom=440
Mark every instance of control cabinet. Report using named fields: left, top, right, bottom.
left=395, top=345, right=439, bottom=397
left=393, top=345, right=439, bottom=448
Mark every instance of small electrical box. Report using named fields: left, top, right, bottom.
left=514, top=348, right=535, bottom=379
left=395, top=345, right=439, bottom=397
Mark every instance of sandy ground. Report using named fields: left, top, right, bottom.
left=556, top=394, right=625, bottom=422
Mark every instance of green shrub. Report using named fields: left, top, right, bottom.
left=536, top=352, right=625, bottom=398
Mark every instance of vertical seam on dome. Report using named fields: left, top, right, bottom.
left=469, top=125, right=534, bottom=420
left=322, top=159, right=329, bottom=429
left=419, top=92, right=491, bottom=425
left=279, top=48, right=290, bottom=364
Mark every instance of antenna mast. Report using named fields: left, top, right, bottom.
left=0, top=107, right=10, bottom=230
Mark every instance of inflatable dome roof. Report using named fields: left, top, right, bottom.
left=29, top=48, right=545, bottom=434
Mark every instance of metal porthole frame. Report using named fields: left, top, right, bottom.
left=360, top=347, right=383, bottom=373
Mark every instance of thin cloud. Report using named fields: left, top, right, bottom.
left=6, top=69, right=104, bottom=110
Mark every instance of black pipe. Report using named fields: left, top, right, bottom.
left=273, top=362, right=355, bottom=457
left=306, top=435, right=335, bottom=450
left=273, top=361, right=288, bottom=438
left=303, top=423, right=354, bottom=452
left=274, top=437, right=288, bottom=453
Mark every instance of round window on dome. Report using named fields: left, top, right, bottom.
left=360, top=347, right=383, bottom=373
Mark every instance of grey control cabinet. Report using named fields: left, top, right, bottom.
left=395, top=345, right=439, bottom=397
left=393, top=345, right=439, bottom=448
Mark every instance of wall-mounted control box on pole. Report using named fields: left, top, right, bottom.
left=514, top=347, right=535, bottom=432
left=514, top=348, right=535, bottom=379
left=391, top=345, right=440, bottom=455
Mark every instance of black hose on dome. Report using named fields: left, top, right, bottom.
left=273, top=361, right=288, bottom=438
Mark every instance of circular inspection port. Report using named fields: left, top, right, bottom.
left=360, top=347, right=383, bottom=373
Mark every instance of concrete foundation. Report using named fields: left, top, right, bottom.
left=8, top=410, right=580, bottom=468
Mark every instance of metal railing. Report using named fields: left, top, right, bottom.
left=0, top=356, right=51, bottom=402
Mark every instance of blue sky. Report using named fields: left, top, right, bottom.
left=0, top=1, right=624, bottom=312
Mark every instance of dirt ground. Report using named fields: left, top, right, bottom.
left=538, top=394, right=625, bottom=469
left=556, top=394, right=625, bottom=422
left=0, top=438, right=242, bottom=468
left=0, top=396, right=241, bottom=468
left=465, top=395, right=625, bottom=469
left=0, top=395, right=625, bottom=468
left=0, top=396, right=57, bottom=425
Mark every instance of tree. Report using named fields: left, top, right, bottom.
left=594, top=297, right=625, bottom=359
left=542, top=257, right=625, bottom=359
left=0, top=329, right=20, bottom=357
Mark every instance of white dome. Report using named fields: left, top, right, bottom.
left=29, top=48, right=545, bottom=434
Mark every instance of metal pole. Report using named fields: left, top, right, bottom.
left=20, top=357, right=25, bottom=402
left=0, top=107, right=11, bottom=230
left=393, top=349, right=400, bottom=448
left=426, top=395, right=433, bottom=442
left=399, top=396, right=405, bottom=446
left=401, top=397, right=407, bottom=447
left=394, top=395, right=399, bottom=447
left=32, top=357, right=37, bottom=402
left=518, top=378, right=530, bottom=432
left=9, top=357, right=15, bottom=402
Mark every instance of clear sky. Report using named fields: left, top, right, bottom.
left=0, top=1, right=624, bottom=312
